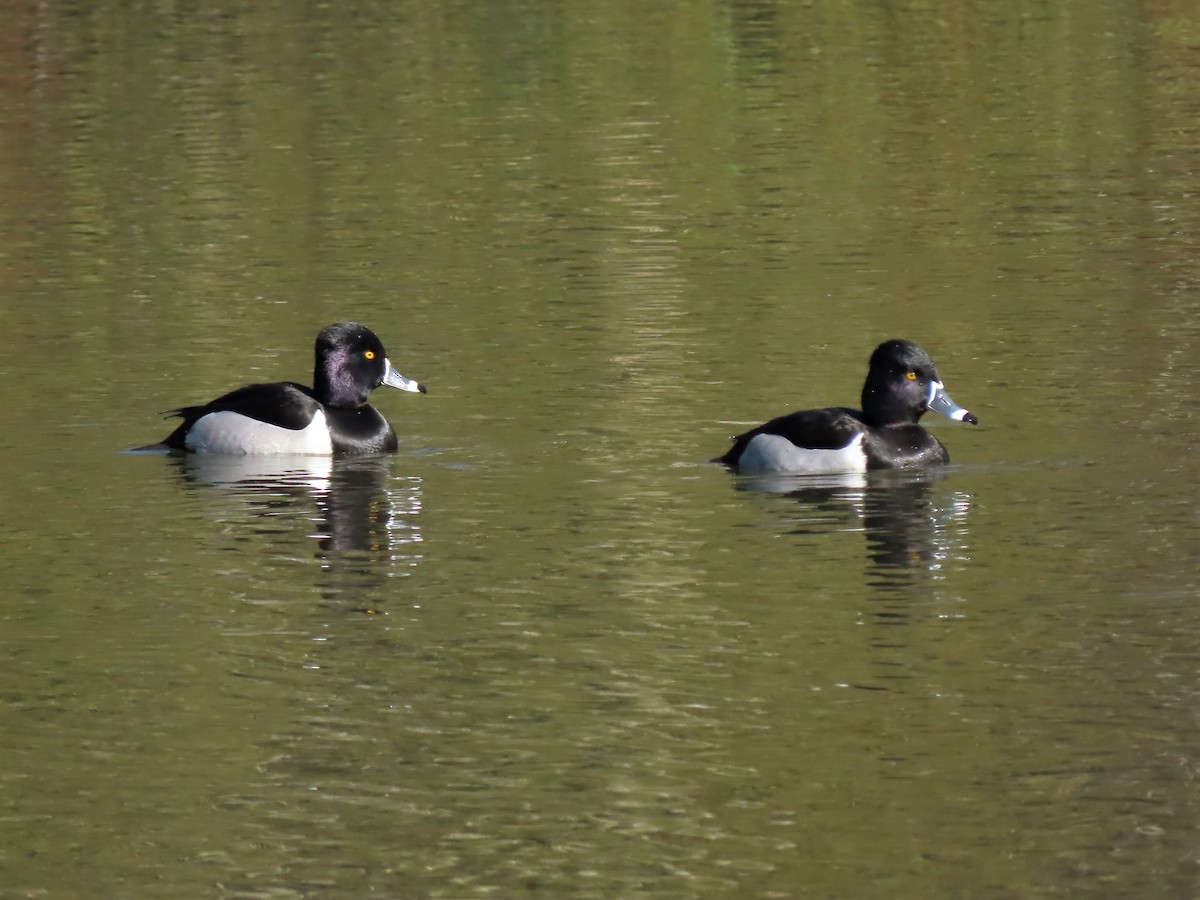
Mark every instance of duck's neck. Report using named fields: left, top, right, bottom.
left=315, top=359, right=370, bottom=408
left=861, top=377, right=923, bottom=427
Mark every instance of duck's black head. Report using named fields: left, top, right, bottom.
left=861, top=339, right=977, bottom=428
left=314, top=322, right=426, bottom=408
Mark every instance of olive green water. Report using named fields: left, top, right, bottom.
left=1, top=2, right=1198, bottom=898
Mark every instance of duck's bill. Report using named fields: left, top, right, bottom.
left=927, top=380, right=978, bottom=424
left=382, top=358, right=428, bottom=394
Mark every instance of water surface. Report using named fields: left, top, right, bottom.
left=1, top=1, right=1198, bottom=898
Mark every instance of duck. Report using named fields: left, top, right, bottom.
left=138, top=322, right=426, bottom=455
left=717, top=339, right=978, bottom=475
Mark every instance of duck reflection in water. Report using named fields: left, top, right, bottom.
left=172, top=454, right=423, bottom=608
left=735, top=470, right=972, bottom=586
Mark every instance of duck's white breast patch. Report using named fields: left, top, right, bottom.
left=737, top=432, right=867, bottom=475
left=184, top=410, right=333, bottom=455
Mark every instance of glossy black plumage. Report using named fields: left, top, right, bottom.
left=141, top=322, right=425, bottom=456
left=718, top=339, right=977, bottom=475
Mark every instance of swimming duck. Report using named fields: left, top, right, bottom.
left=140, top=322, right=426, bottom=455
left=718, top=339, right=977, bottom=475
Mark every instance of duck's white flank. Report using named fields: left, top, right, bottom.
left=736, top=432, right=867, bottom=476
left=183, top=410, right=334, bottom=455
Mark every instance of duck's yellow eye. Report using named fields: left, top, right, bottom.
left=905, top=370, right=918, bottom=381
left=364, top=350, right=376, bottom=360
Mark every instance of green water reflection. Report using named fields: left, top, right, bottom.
left=0, top=1, right=1197, bottom=898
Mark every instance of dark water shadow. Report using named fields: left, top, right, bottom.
left=731, top=469, right=975, bottom=695
left=168, top=454, right=423, bottom=609
left=734, top=468, right=973, bottom=593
